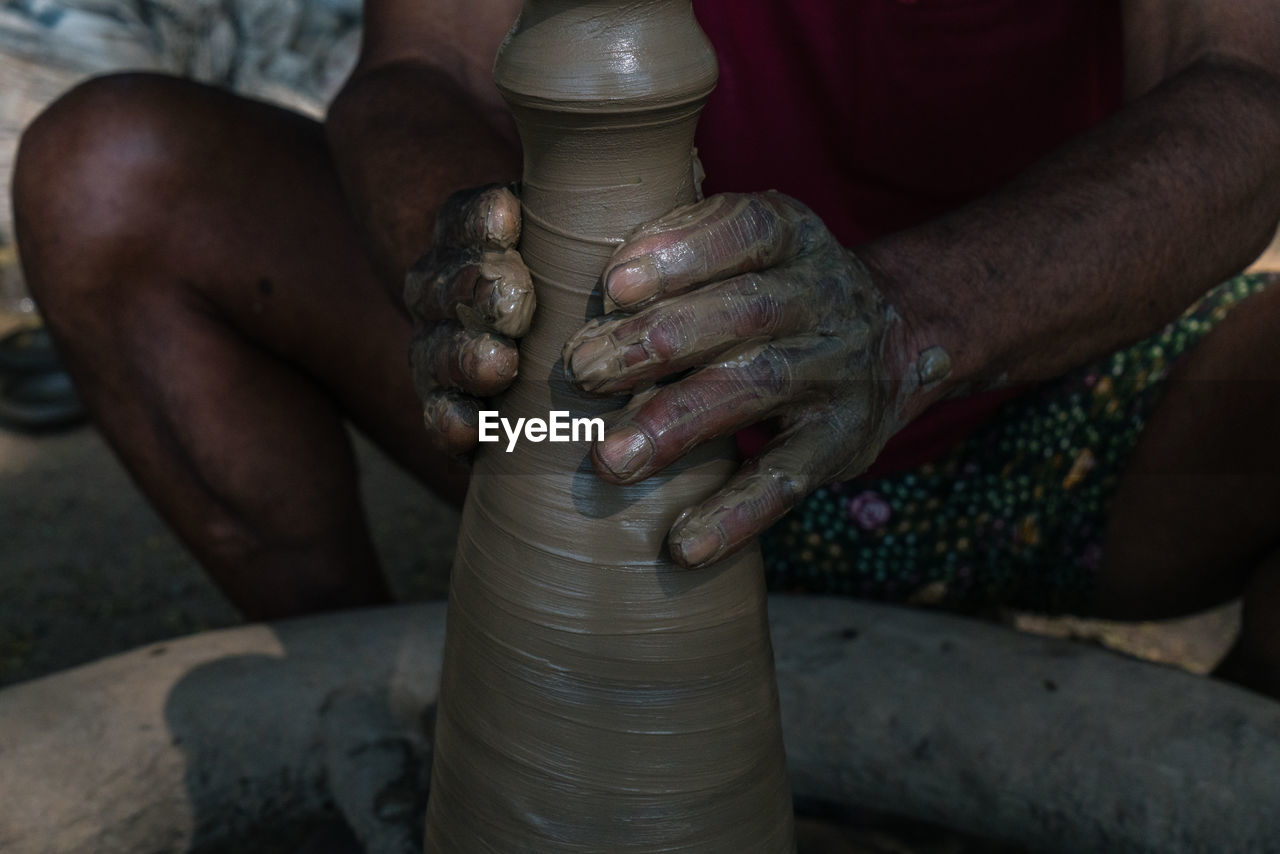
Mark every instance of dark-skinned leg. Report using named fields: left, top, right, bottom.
left=1094, top=279, right=1280, bottom=697
left=1215, top=551, right=1280, bottom=696
left=12, top=73, right=467, bottom=621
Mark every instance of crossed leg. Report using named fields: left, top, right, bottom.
left=13, top=73, right=469, bottom=620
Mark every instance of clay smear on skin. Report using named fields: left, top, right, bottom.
left=423, top=2, right=796, bottom=852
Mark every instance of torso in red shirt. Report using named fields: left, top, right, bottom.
left=690, top=0, right=1123, bottom=473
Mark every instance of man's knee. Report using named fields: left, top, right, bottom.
left=13, top=73, right=207, bottom=302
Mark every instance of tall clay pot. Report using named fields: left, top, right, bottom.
left=423, top=3, right=796, bottom=850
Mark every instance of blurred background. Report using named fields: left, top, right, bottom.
left=0, top=0, right=1274, bottom=692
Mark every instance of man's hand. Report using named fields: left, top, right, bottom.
left=563, top=192, right=933, bottom=568
left=405, top=184, right=534, bottom=454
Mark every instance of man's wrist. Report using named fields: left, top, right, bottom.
left=855, top=243, right=961, bottom=426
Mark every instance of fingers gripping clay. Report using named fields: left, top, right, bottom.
left=422, top=2, right=797, bottom=851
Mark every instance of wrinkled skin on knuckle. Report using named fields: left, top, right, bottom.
left=731, top=193, right=796, bottom=267
left=650, top=360, right=792, bottom=465
left=760, top=461, right=809, bottom=515
left=721, top=340, right=794, bottom=402
left=595, top=361, right=779, bottom=484
left=410, top=325, right=517, bottom=399
left=566, top=272, right=802, bottom=394
left=695, top=192, right=810, bottom=268
left=688, top=194, right=780, bottom=272
left=717, top=456, right=809, bottom=520
left=619, top=193, right=799, bottom=286
left=663, top=362, right=780, bottom=439
left=639, top=386, right=720, bottom=459
left=458, top=332, right=519, bottom=396
left=561, top=325, right=633, bottom=397
left=767, top=190, right=832, bottom=253
left=702, top=272, right=798, bottom=345
left=405, top=246, right=533, bottom=339
left=668, top=410, right=874, bottom=569
left=601, top=193, right=788, bottom=310
left=644, top=309, right=698, bottom=364
left=404, top=244, right=478, bottom=322
left=667, top=459, right=802, bottom=568
left=563, top=319, right=669, bottom=396
left=630, top=194, right=728, bottom=243
left=467, top=250, right=534, bottom=337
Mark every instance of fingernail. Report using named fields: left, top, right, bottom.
left=606, top=257, right=660, bottom=306
left=671, top=522, right=725, bottom=567
left=483, top=196, right=515, bottom=246
left=567, top=335, right=614, bottom=389
left=483, top=200, right=500, bottom=244
left=462, top=335, right=515, bottom=392
left=596, top=426, right=653, bottom=480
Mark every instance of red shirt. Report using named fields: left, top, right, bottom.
left=691, top=0, right=1123, bottom=473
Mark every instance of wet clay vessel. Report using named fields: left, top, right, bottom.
left=422, top=2, right=797, bottom=850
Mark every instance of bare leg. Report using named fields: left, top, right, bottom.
left=1095, top=279, right=1280, bottom=696
left=13, top=74, right=468, bottom=620
left=1215, top=551, right=1280, bottom=696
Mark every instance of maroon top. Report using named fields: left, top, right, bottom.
left=690, top=0, right=1124, bottom=473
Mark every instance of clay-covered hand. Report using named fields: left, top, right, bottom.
left=564, top=191, right=932, bottom=569
left=405, top=184, right=533, bottom=453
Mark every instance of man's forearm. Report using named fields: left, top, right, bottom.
left=862, top=56, right=1280, bottom=419
left=325, top=60, right=520, bottom=304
